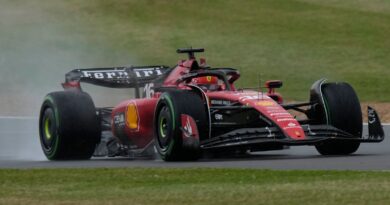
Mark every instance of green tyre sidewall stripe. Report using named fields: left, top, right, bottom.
left=322, top=94, right=332, bottom=125
left=42, top=95, right=60, bottom=160
left=163, top=94, right=175, bottom=129
left=319, top=81, right=331, bottom=125
left=160, top=93, right=176, bottom=157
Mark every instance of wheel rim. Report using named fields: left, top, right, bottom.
left=159, top=117, right=168, bottom=138
left=44, top=117, right=52, bottom=140
left=157, top=105, right=173, bottom=151
left=40, top=107, right=57, bottom=152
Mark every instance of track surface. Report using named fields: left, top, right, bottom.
left=0, top=118, right=389, bottom=170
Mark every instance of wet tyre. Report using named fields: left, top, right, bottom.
left=39, top=91, right=101, bottom=160
left=154, top=90, right=208, bottom=161
left=314, top=82, right=362, bottom=155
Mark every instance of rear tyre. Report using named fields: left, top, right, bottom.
left=154, top=90, right=208, bottom=161
left=313, top=82, right=362, bottom=155
left=39, top=91, right=101, bottom=160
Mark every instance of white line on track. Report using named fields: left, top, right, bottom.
left=364, top=123, right=390, bottom=126
left=0, top=116, right=37, bottom=120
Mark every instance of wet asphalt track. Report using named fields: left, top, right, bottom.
left=0, top=118, right=389, bottom=170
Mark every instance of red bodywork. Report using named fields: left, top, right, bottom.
left=109, top=57, right=304, bottom=150
left=112, top=98, right=158, bottom=148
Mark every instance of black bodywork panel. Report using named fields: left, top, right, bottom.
left=65, top=66, right=171, bottom=88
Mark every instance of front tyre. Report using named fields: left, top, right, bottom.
left=312, top=82, right=362, bottom=155
left=39, top=91, right=101, bottom=160
left=154, top=90, right=208, bottom=161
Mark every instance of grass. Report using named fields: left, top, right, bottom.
left=1, top=3, right=388, bottom=203
left=0, top=168, right=390, bottom=205
left=1, top=0, right=389, bottom=115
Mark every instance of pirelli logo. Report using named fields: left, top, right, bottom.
left=133, top=68, right=164, bottom=77
left=81, top=67, right=164, bottom=79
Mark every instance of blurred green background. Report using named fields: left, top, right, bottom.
left=1, top=0, right=389, bottom=115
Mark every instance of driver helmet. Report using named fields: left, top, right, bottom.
left=191, top=76, right=220, bottom=91
left=192, top=76, right=218, bottom=84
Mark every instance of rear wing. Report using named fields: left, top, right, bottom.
left=62, top=66, right=171, bottom=97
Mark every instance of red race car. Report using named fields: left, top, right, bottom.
left=39, top=48, right=385, bottom=161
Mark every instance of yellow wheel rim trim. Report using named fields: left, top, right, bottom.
left=44, top=117, right=52, bottom=140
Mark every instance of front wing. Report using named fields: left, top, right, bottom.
left=201, top=107, right=385, bottom=150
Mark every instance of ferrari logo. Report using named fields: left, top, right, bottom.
left=206, top=76, right=212, bottom=82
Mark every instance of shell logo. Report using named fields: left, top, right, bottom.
left=126, top=102, right=139, bottom=130
left=295, top=131, right=302, bottom=138
left=256, top=101, right=275, bottom=106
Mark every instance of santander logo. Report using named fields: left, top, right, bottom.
left=288, top=122, right=297, bottom=127
left=184, top=118, right=193, bottom=136
left=181, top=114, right=199, bottom=139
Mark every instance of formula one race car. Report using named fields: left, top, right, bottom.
left=39, top=48, right=385, bottom=161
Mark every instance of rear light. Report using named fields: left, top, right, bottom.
left=126, top=102, right=139, bottom=130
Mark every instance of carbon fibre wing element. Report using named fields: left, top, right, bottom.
left=64, top=66, right=170, bottom=88
left=200, top=124, right=384, bottom=150
left=365, top=106, right=385, bottom=142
